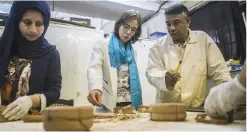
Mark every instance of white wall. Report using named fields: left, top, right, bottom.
left=133, top=39, right=158, bottom=105
left=101, top=20, right=115, bottom=35
left=0, top=26, right=3, bottom=35
left=45, top=22, right=104, bottom=106
left=141, top=10, right=168, bottom=39
left=51, top=11, right=107, bottom=30
left=108, top=0, right=159, bottom=11
left=100, top=10, right=169, bottom=39
left=0, top=3, right=11, bottom=13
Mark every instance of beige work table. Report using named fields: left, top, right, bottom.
left=0, top=112, right=245, bottom=131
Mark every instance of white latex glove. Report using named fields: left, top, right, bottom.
left=204, top=75, right=246, bottom=119
left=2, top=96, right=32, bottom=120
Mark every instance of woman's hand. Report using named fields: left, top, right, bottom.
left=87, top=89, right=103, bottom=107
left=2, top=96, right=32, bottom=120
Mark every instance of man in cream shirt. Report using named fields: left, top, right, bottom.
left=145, top=4, right=231, bottom=107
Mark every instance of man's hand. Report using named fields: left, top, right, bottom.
left=165, top=70, right=181, bottom=88
left=87, top=89, right=103, bottom=107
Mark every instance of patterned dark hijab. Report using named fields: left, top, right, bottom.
left=0, top=1, right=55, bottom=86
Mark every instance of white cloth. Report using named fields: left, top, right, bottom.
left=204, top=75, right=246, bottom=119
left=145, top=30, right=231, bottom=107
left=87, top=39, right=139, bottom=112
left=2, top=96, right=32, bottom=120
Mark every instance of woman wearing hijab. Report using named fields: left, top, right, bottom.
left=87, top=10, right=142, bottom=112
left=0, top=1, right=62, bottom=120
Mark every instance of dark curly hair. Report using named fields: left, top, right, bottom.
left=165, top=4, right=190, bottom=17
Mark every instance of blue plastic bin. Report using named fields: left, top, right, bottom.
left=150, top=32, right=167, bottom=40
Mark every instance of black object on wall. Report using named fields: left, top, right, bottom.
left=190, top=1, right=246, bottom=64
left=0, top=13, right=8, bottom=26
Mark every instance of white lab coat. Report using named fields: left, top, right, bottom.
left=145, top=30, right=231, bottom=107
left=87, top=38, right=139, bottom=112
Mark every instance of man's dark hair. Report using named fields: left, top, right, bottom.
left=165, top=4, right=190, bottom=17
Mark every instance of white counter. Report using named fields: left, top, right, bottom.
left=0, top=112, right=245, bottom=131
